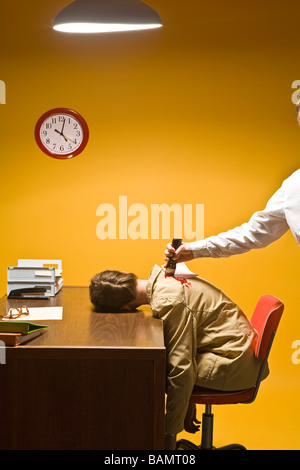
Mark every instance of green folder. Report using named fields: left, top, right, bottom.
left=0, top=321, right=48, bottom=334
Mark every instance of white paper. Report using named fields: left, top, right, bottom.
left=34, top=270, right=53, bottom=277
left=162, top=262, right=198, bottom=278
left=3, top=307, right=63, bottom=321
left=174, top=262, right=197, bottom=278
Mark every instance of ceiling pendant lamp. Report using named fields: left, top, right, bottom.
left=53, top=0, right=163, bottom=33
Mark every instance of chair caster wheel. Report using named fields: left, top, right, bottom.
left=217, top=443, right=247, bottom=450
left=176, top=439, right=199, bottom=450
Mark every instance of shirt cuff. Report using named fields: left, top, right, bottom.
left=188, top=240, right=212, bottom=258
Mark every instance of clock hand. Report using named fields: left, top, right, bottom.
left=55, top=128, right=68, bottom=142
left=62, top=134, right=76, bottom=144
left=60, top=118, right=66, bottom=135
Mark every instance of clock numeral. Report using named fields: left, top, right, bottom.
left=45, top=123, right=52, bottom=129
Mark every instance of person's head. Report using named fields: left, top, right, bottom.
left=89, top=270, right=138, bottom=313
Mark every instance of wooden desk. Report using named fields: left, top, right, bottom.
left=0, top=287, right=166, bottom=450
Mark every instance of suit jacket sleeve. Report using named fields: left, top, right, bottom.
left=152, top=295, right=197, bottom=435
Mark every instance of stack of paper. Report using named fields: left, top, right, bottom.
left=7, top=259, right=63, bottom=299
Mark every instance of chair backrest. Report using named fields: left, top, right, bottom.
left=251, top=295, right=284, bottom=361
left=242, top=295, right=284, bottom=404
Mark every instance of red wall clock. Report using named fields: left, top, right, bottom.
left=35, top=108, right=89, bottom=159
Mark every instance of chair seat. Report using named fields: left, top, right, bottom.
left=190, top=386, right=256, bottom=405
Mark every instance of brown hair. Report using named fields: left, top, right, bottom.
left=89, top=270, right=137, bottom=312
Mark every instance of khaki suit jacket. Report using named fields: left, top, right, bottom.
left=146, top=265, right=266, bottom=435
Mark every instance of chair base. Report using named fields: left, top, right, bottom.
left=176, top=405, right=247, bottom=451
left=176, top=438, right=247, bottom=451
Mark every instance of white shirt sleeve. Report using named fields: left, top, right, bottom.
left=190, top=184, right=290, bottom=258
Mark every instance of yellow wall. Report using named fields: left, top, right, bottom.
left=1, top=0, right=300, bottom=449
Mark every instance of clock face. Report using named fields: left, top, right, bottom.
left=35, top=108, right=89, bottom=159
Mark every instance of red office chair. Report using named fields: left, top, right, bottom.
left=177, top=295, right=284, bottom=450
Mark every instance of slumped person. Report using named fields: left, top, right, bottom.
left=89, top=265, right=268, bottom=449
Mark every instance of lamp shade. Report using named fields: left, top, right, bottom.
left=53, top=0, right=163, bottom=33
